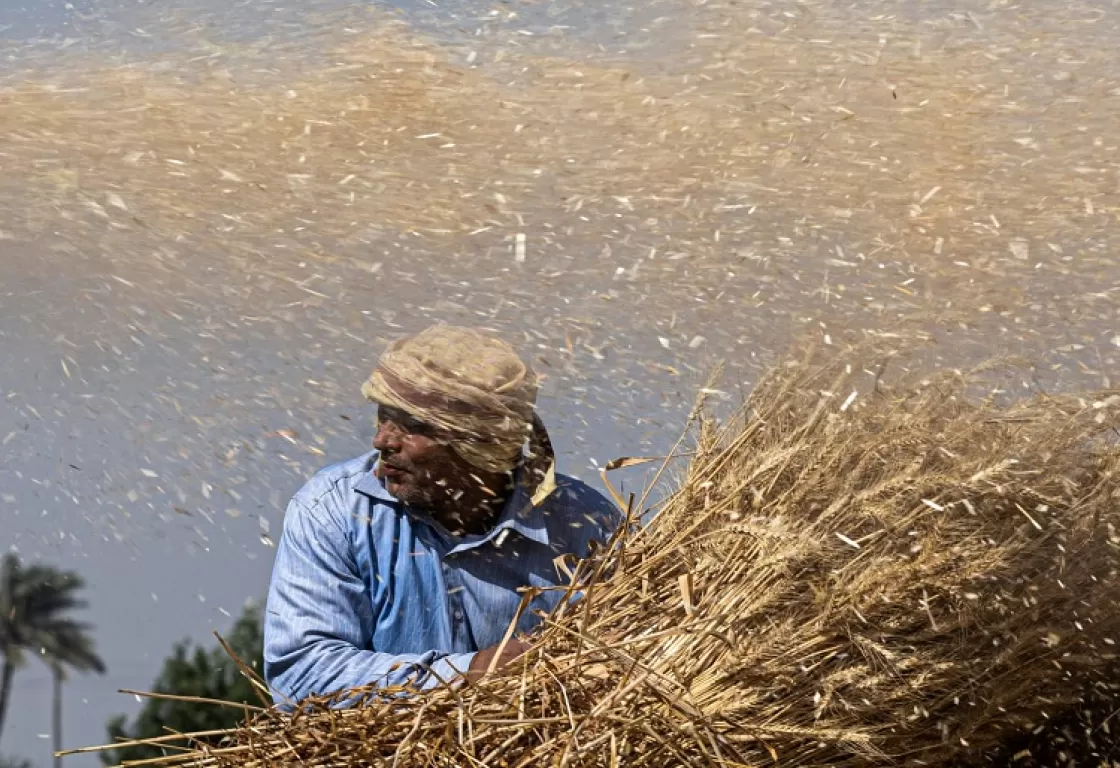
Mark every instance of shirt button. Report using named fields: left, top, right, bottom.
left=453, top=609, right=464, bottom=620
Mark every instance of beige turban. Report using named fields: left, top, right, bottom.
left=362, top=325, right=554, bottom=489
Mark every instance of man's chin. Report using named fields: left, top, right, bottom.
left=384, top=477, right=423, bottom=505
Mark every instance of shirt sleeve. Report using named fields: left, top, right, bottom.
left=263, top=492, right=475, bottom=709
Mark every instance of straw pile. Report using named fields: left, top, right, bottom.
left=96, top=336, right=1120, bottom=767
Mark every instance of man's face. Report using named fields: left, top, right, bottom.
left=372, top=406, right=468, bottom=509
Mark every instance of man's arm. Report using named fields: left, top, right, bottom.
left=263, top=495, right=475, bottom=709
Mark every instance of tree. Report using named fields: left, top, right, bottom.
left=0, top=554, right=105, bottom=747
left=102, top=604, right=264, bottom=766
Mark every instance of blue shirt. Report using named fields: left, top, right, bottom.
left=263, top=450, right=620, bottom=707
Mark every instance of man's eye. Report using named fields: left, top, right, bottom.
left=388, top=414, right=433, bottom=436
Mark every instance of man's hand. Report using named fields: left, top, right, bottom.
left=465, top=637, right=530, bottom=682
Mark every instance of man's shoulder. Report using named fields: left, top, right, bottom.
left=543, top=472, right=623, bottom=544
left=289, top=450, right=381, bottom=516
left=551, top=473, right=615, bottom=510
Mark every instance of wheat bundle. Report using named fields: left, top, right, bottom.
left=95, top=338, right=1120, bottom=767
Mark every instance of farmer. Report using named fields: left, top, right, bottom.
left=263, top=324, right=620, bottom=707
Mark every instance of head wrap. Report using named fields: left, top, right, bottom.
left=362, top=325, right=555, bottom=501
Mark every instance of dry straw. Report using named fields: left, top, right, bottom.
left=81, top=334, right=1120, bottom=766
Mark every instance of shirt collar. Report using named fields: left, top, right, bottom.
left=352, top=452, right=396, bottom=503
left=351, top=451, right=552, bottom=548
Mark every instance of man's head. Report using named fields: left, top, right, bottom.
left=363, top=325, right=548, bottom=529
left=371, top=404, right=486, bottom=511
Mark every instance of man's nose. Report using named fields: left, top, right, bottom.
left=373, top=421, right=402, bottom=452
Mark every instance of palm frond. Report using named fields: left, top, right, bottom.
left=0, top=556, right=104, bottom=677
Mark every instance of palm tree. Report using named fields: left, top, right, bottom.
left=0, top=553, right=105, bottom=756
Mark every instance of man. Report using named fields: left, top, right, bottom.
left=263, top=324, right=620, bottom=707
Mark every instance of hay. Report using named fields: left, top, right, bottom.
left=983, top=680, right=1120, bottom=766
left=80, top=336, right=1120, bottom=766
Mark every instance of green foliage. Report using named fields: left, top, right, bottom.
left=102, top=604, right=264, bottom=766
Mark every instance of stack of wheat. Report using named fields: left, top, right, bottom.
left=95, top=337, right=1120, bottom=767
